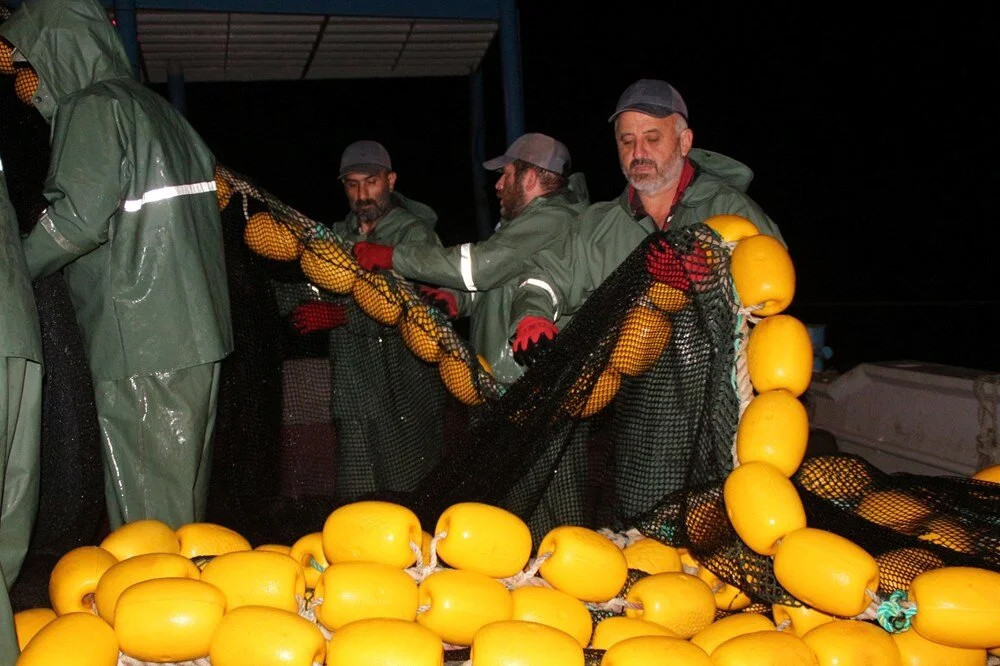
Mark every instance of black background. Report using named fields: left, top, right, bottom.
left=165, top=3, right=1000, bottom=372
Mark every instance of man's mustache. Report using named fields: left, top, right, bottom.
left=629, top=158, right=657, bottom=171
left=353, top=199, right=377, bottom=208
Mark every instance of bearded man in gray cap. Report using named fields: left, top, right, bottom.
left=291, top=140, right=445, bottom=502
left=353, top=133, right=590, bottom=385
left=515, top=80, right=786, bottom=523
left=520, top=79, right=783, bottom=323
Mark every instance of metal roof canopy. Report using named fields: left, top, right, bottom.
left=5, top=0, right=522, bottom=135
left=133, top=9, right=500, bottom=83
left=6, top=0, right=523, bottom=238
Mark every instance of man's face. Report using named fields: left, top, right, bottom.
left=495, top=163, right=529, bottom=220
left=615, top=111, right=693, bottom=194
left=342, top=169, right=396, bottom=224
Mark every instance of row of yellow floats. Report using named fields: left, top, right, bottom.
left=225, top=170, right=494, bottom=407
left=710, top=214, right=1000, bottom=662
left=13, top=492, right=1000, bottom=665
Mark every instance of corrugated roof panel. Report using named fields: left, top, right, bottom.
left=135, top=10, right=496, bottom=83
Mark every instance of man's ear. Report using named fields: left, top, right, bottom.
left=521, top=167, right=540, bottom=193
left=386, top=171, right=398, bottom=191
left=679, top=128, right=694, bottom=157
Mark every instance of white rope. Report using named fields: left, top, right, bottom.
left=118, top=656, right=211, bottom=666
left=732, top=314, right=756, bottom=469
left=852, top=588, right=882, bottom=621
left=587, top=597, right=643, bottom=614
left=500, top=551, right=553, bottom=589
left=405, top=534, right=446, bottom=584
left=597, top=527, right=644, bottom=549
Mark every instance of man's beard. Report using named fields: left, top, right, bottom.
left=499, top=176, right=528, bottom=220
left=353, top=192, right=392, bottom=223
left=624, top=142, right=685, bottom=195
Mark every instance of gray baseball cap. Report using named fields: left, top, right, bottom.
left=338, top=140, right=392, bottom=178
left=608, top=79, right=689, bottom=123
left=483, top=133, right=570, bottom=174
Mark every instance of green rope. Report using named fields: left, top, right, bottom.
left=875, top=590, right=917, bottom=633
left=308, top=555, right=327, bottom=574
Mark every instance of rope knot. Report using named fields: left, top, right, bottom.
left=875, top=590, right=917, bottom=633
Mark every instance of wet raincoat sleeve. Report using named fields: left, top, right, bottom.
left=392, top=199, right=570, bottom=293
left=513, top=201, right=618, bottom=322
left=21, top=93, right=125, bottom=279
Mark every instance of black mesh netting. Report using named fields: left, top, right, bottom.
left=2, top=50, right=999, bottom=628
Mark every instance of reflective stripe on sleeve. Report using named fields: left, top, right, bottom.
left=518, top=278, right=560, bottom=320
left=39, top=210, right=86, bottom=254
left=459, top=243, right=477, bottom=291
left=122, top=180, right=217, bottom=213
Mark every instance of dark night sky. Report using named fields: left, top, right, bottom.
left=175, top=3, right=999, bottom=372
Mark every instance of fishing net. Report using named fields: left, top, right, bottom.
left=2, top=26, right=998, bottom=643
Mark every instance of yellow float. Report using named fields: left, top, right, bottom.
left=300, top=239, right=357, bottom=294
left=730, top=234, right=795, bottom=316
left=244, top=211, right=303, bottom=261
left=326, top=618, right=442, bottom=666
left=772, top=528, right=879, bottom=617
left=322, top=500, right=422, bottom=568
left=113, top=577, right=226, bottom=662
left=314, top=560, right=419, bottom=630
left=209, top=605, right=327, bottom=666
left=199, top=549, right=307, bottom=613
left=624, top=572, right=716, bottom=638
left=723, top=460, right=807, bottom=556
left=48, top=545, right=118, bottom=615
left=416, top=568, right=512, bottom=646
left=434, top=501, right=532, bottom=577
left=471, top=620, right=585, bottom=666
left=510, top=585, right=593, bottom=648
left=94, top=552, right=200, bottom=622
left=746, top=314, right=813, bottom=397
left=98, top=519, right=180, bottom=560
left=735, top=389, right=809, bottom=476
left=537, top=525, right=628, bottom=602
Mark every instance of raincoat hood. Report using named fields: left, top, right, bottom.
left=0, top=0, right=133, bottom=121
left=686, top=148, right=754, bottom=197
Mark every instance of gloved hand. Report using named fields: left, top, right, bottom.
left=291, top=302, right=347, bottom=334
left=512, top=316, right=559, bottom=367
left=645, top=238, right=710, bottom=290
left=417, top=286, right=458, bottom=319
left=353, top=241, right=394, bottom=272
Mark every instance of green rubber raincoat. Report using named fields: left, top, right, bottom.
left=392, top=173, right=589, bottom=385
left=0, top=163, right=43, bottom=666
left=518, top=148, right=784, bottom=523
left=1, top=0, right=233, bottom=529
left=516, top=149, right=783, bottom=320
left=325, top=193, right=445, bottom=501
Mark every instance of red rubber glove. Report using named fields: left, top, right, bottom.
left=417, top=286, right=458, bottom=319
left=512, top=316, right=559, bottom=367
left=645, top=238, right=711, bottom=290
left=353, top=241, right=394, bottom=272
left=291, top=302, right=347, bottom=334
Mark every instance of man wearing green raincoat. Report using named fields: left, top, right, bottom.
left=0, top=0, right=233, bottom=530
left=0, top=159, right=43, bottom=665
left=292, top=140, right=444, bottom=502
left=352, top=133, right=590, bottom=386
left=517, top=80, right=785, bottom=524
